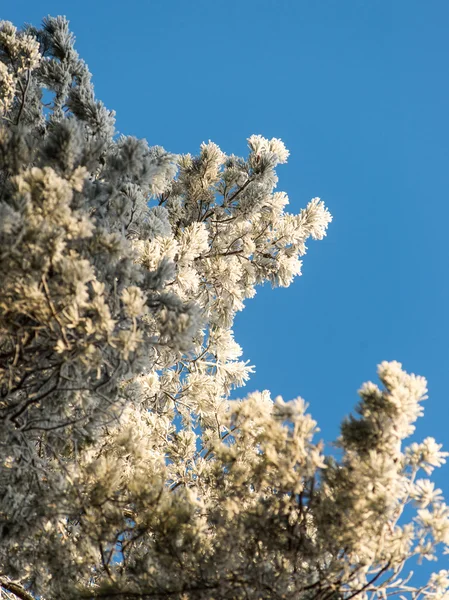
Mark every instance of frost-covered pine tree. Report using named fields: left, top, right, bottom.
left=1, top=16, right=448, bottom=600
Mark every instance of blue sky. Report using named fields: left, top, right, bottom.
left=7, top=0, right=449, bottom=517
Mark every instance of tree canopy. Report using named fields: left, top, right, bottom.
left=0, top=16, right=448, bottom=600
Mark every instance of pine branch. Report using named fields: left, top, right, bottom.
left=0, top=579, right=35, bottom=600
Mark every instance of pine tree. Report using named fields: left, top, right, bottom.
left=0, top=16, right=448, bottom=600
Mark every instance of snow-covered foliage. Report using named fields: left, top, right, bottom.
left=0, top=16, right=447, bottom=600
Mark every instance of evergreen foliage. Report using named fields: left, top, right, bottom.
left=0, top=16, right=448, bottom=600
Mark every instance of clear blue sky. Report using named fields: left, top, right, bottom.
left=7, top=0, right=449, bottom=509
